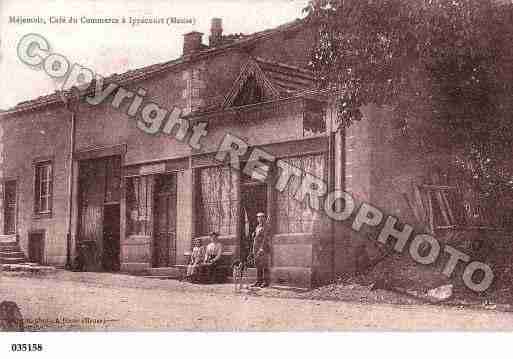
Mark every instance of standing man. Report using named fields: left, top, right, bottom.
left=251, top=212, right=271, bottom=288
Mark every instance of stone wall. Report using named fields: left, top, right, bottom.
left=332, top=103, right=469, bottom=279
left=0, top=105, right=71, bottom=266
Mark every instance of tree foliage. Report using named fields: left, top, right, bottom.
left=305, top=0, right=513, bottom=193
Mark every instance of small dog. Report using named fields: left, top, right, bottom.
left=232, top=260, right=247, bottom=293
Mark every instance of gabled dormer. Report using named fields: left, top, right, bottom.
left=222, top=60, right=280, bottom=109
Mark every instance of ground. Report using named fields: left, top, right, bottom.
left=2, top=271, right=513, bottom=331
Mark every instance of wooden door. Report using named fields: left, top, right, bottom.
left=78, top=160, right=106, bottom=270
left=153, top=174, right=177, bottom=267
left=77, top=156, right=120, bottom=271
left=28, top=231, right=44, bottom=264
left=3, top=180, right=16, bottom=234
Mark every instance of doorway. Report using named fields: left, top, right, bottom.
left=240, top=180, right=268, bottom=267
left=3, top=180, right=16, bottom=235
left=153, top=174, right=177, bottom=268
left=28, top=231, right=44, bottom=264
left=102, top=204, right=120, bottom=272
left=77, top=156, right=121, bottom=272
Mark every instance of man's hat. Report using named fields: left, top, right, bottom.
left=256, top=212, right=265, bottom=217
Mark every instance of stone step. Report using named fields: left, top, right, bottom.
left=2, top=263, right=56, bottom=274
left=0, top=249, right=18, bottom=254
left=0, top=257, right=26, bottom=264
left=146, top=266, right=259, bottom=282
left=0, top=243, right=19, bottom=249
left=143, top=275, right=178, bottom=280
left=0, top=251, right=25, bottom=258
left=0, top=234, right=17, bottom=243
left=147, top=267, right=182, bottom=278
left=0, top=239, right=26, bottom=265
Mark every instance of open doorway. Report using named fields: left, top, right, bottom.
left=240, top=179, right=268, bottom=267
left=77, top=155, right=121, bottom=272
left=102, top=204, right=120, bottom=272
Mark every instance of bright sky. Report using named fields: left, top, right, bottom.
left=0, top=0, right=308, bottom=109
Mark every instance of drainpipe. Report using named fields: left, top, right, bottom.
left=324, top=103, right=335, bottom=283
left=328, top=128, right=336, bottom=282
left=333, top=126, right=345, bottom=283
left=59, top=87, right=80, bottom=270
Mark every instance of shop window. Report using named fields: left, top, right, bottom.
left=34, top=161, right=53, bottom=215
left=276, top=154, right=325, bottom=234
left=126, top=176, right=153, bottom=236
left=3, top=180, right=16, bottom=234
left=197, top=166, right=237, bottom=236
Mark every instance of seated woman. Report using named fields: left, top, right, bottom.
left=185, top=238, right=205, bottom=282
left=201, top=231, right=223, bottom=283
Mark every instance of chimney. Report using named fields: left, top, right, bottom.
left=183, top=31, right=203, bottom=56
left=209, top=18, right=223, bottom=47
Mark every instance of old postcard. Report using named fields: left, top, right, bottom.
left=1, top=0, right=513, bottom=353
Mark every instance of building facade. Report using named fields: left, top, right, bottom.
left=0, top=17, right=494, bottom=288
left=1, top=18, right=348, bottom=287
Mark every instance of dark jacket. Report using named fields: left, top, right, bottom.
left=252, top=224, right=270, bottom=256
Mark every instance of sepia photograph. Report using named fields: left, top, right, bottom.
left=1, top=0, right=513, bottom=356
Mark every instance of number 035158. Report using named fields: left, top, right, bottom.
left=10, top=344, right=43, bottom=352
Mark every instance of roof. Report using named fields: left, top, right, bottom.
left=256, top=57, right=315, bottom=95
left=1, top=18, right=311, bottom=117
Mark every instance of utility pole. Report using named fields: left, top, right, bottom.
left=58, top=87, right=80, bottom=270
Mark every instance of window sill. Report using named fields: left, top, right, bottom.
left=33, top=212, right=53, bottom=220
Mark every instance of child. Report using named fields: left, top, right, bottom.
left=185, top=238, right=204, bottom=282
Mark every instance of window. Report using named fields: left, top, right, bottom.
left=34, top=161, right=53, bottom=215
left=197, top=166, right=237, bottom=236
left=3, top=180, right=16, bottom=234
left=417, top=185, right=494, bottom=232
left=192, top=68, right=202, bottom=80
left=126, top=176, right=153, bottom=236
left=276, top=154, right=325, bottom=234
left=303, top=100, right=326, bottom=137
left=232, top=76, right=265, bottom=107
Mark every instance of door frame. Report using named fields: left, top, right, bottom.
left=28, top=229, right=45, bottom=264
left=152, top=173, right=178, bottom=268
left=102, top=203, right=121, bottom=272
left=239, top=179, right=271, bottom=265
left=3, top=178, right=18, bottom=235
left=76, top=155, right=122, bottom=271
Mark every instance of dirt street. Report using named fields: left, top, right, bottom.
left=1, top=272, right=513, bottom=331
